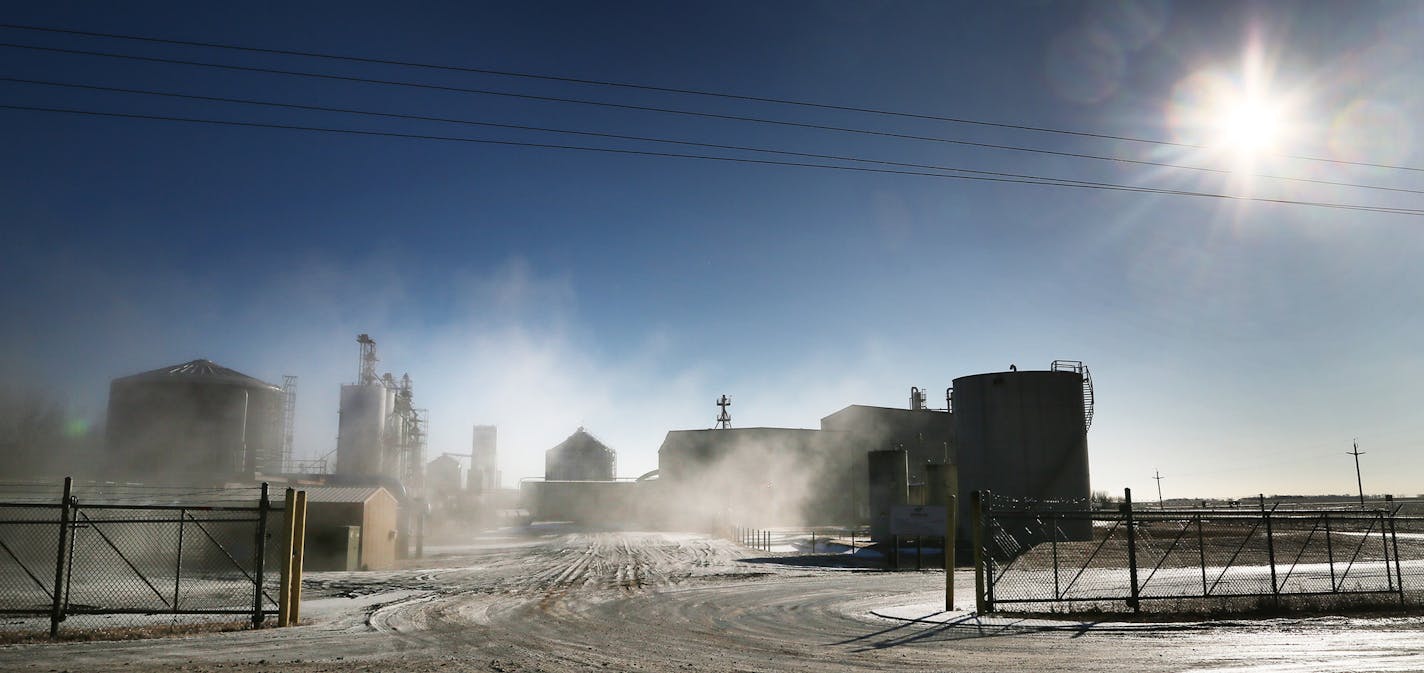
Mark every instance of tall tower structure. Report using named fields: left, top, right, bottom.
left=469, top=425, right=499, bottom=493
left=279, top=375, right=297, bottom=473
left=336, top=334, right=423, bottom=495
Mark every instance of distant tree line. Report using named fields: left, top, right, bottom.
left=0, top=388, right=101, bottom=480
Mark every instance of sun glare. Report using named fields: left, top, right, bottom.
left=1217, top=97, right=1282, bottom=153
left=1168, top=68, right=1303, bottom=168
left=1166, top=36, right=1308, bottom=169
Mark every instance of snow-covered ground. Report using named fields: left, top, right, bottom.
left=2, top=529, right=1422, bottom=672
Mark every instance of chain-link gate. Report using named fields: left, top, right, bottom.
left=0, top=478, right=277, bottom=637
left=974, top=489, right=1420, bottom=613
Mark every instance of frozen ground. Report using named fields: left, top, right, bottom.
left=2, top=528, right=1422, bottom=672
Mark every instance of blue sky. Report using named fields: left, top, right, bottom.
left=2, top=1, right=1421, bottom=498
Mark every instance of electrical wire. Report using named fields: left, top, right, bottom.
left=3, top=103, right=1420, bottom=217
left=5, top=42, right=1420, bottom=194
left=16, top=77, right=1423, bottom=198
left=3, top=21, right=1420, bottom=173
left=7, top=76, right=1419, bottom=197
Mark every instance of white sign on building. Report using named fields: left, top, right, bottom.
left=890, top=505, right=948, bottom=536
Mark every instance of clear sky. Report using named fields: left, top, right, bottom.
left=2, top=1, right=1420, bottom=499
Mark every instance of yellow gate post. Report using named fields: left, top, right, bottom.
left=289, top=490, right=308, bottom=625
left=277, top=487, right=296, bottom=627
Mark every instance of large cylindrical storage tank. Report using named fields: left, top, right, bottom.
left=867, top=449, right=908, bottom=541
left=952, top=369, right=1090, bottom=538
left=336, top=383, right=388, bottom=477
left=105, top=359, right=282, bottom=484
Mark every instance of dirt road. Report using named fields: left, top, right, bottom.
left=3, top=530, right=1422, bottom=672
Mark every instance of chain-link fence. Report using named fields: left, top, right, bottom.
left=0, top=478, right=277, bottom=638
left=977, top=490, right=1422, bottom=614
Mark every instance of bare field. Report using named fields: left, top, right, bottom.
left=2, top=529, right=1422, bottom=672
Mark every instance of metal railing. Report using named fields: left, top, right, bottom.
left=729, top=526, right=870, bottom=555
left=975, top=489, right=1420, bottom=614
left=0, top=477, right=277, bottom=637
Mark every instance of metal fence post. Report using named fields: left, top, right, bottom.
left=1196, top=512, right=1207, bottom=597
left=174, top=507, right=185, bottom=613
left=1379, top=511, right=1394, bottom=594
left=1263, top=501, right=1278, bottom=607
left=49, top=476, right=73, bottom=639
left=1388, top=506, right=1404, bottom=606
left=1050, top=512, right=1060, bottom=601
left=972, top=490, right=987, bottom=613
left=1324, top=512, right=1336, bottom=592
left=253, top=482, right=269, bottom=628
left=1122, top=488, right=1139, bottom=613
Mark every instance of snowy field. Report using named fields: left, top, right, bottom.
left=2, top=528, right=1422, bottom=672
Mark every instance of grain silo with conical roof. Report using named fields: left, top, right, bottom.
left=105, top=359, right=283, bottom=483
left=545, top=427, right=616, bottom=481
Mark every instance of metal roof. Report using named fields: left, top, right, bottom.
left=547, top=427, right=615, bottom=457
left=113, top=359, right=280, bottom=390
left=290, top=486, right=392, bottom=504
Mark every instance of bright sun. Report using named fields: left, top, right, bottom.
left=1216, top=97, right=1283, bottom=154
left=1167, top=55, right=1303, bottom=165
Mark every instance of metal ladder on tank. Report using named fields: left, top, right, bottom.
left=1051, top=360, right=1094, bottom=431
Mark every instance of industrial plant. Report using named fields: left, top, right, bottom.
left=5, top=334, right=475, bottom=571
left=512, top=359, right=1095, bottom=545
left=7, top=331, right=1095, bottom=568
left=334, top=333, right=427, bottom=495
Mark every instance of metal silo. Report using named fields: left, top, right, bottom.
left=951, top=364, right=1091, bottom=510
left=105, top=359, right=283, bottom=484
left=336, top=383, right=389, bottom=477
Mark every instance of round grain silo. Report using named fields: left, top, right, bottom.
left=336, top=383, right=389, bottom=477
left=951, top=368, right=1091, bottom=508
left=105, top=359, right=283, bottom=484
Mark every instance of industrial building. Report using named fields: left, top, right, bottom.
left=426, top=454, right=463, bottom=505
left=335, top=334, right=426, bottom=494
left=544, top=427, right=616, bottom=481
left=468, top=424, right=499, bottom=494
left=296, top=485, right=400, bottom=571
left=820, top=394, right=953, bottom=486
left=104, top=359, right=290, bottom=484
left=656, top=361, right=1094, bottom=539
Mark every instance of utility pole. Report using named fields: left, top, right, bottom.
left=1348, top=439, right=1366, bottom=510
left=1153, top=469, right=1165, bottom=509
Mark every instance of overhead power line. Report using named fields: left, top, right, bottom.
left=4, top=41, right=1423, bottom=193
left=3, top=103, right=1420, bottom=217
left=9, top=76, right=1422, bottom=198
left=3, top=21, right=1420, bottom=174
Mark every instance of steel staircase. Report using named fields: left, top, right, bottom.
left=1051, top=360, right=1094, bottom=431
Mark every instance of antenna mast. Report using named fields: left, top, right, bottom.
left=715, top=395, right=732, bottom=429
